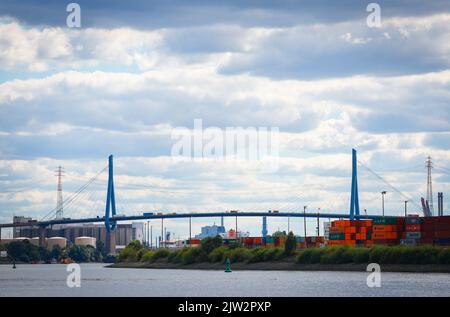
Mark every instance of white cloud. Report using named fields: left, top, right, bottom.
left=1, top=11, right=450, bottom=233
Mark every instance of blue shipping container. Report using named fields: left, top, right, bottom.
left=406, top=232, right=421, bottom=239
left=406, top=217, right=423, bottom=224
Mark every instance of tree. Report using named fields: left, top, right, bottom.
left=284, top=232, right=296, bottom=255
left=6, top=240, right=40, bottom=262
left=6, top=241, right=28, bottom=261
left=50, top=245, right=62, bottom=261
left=127, top=240, right=143, bottom=251
left=95, top=240, right=107, bottom=262
left=39, top=246, right=51, bottom=262
left=272, top=231, right=287, bottom=238
left=200, top=235, right=223, bottom=254
left=68, top=245, right=93, bottom=262
left=117, top=240, right=145, bottom=262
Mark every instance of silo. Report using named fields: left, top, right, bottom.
left=47, top=237, right=67, bottom=250
left=30, top=237, right=43, bottom=247
left=14, top=237, right=30, bottom=241
left=75, top=236, right=96, bottom=248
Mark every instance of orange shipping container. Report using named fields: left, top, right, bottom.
left=372, top=232, right=398, bottom=239
left=405, top=224, right=421, bottom=232
left=344, top=227, right=357, bottom=234
left=373, top=225, right=398, bottom=232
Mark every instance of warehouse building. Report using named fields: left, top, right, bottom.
left=11, top=218, right=145, bottom=252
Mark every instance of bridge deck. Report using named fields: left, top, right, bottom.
left=0, top=212, right=398, bottom=228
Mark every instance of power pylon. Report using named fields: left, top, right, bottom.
left=55, top=166, right=64, bottom=219
left=426, top=156, right=434, bottom=215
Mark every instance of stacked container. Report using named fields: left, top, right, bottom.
left=241, top=237, right=264, bottom=248
left=305, top=236, right=325, bottom=248
left=295, top=236, right=305, bottom=248
left=274, top=236, right=286, bottom=247
left=186, top=238, right=201, bottom=246
left=253, top=237, right=263, bottom=247
left=327, top=220, right=373, bottom=247
left=401, top=216, right=421, bottom=245
left=265, top=236, right=274, bottom=248
left=323, top=222, right=331, bottom=243
left=422, top=216, right=450, bottom=246
left=372, top=217, right=404, bottom=245
left=222, top=238, right=237, bottom=246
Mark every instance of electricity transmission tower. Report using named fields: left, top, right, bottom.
left=55, top=166, right=64, bottom=219
left=426, top=156, right=433, bottom=215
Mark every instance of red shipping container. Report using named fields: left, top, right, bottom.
left=253, top=237, right=263, bottom=244
left=435, top=231, right=450, bottom=239
left=423, top=223, right=450, bottom=231
left=405, top=224, right=421, bottom=232
left=396, top=217, right=406, bottom=225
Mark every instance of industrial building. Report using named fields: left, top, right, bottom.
left=195, top=224, right=226, bottom=239
left=11, top=217, right=145, bottom=253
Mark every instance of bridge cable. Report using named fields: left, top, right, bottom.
left=39, top=165, right=107, bottom=221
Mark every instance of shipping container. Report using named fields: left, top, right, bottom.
left=405, top=232, right=421, bottom=239
left=405, top=224, right=421, bottom=232
left=329, top=233, right=345, bottom=240
left=372, top=217, right=398, bottom=225
left=434, top=238, right=450, bottom=245
left=406, top=217, right=423, bottom=225
left=372, top=232, right=398, bottom=239
left=373, top=225, right=398, bottom=232
left=400, top=239, right=417, bottom=246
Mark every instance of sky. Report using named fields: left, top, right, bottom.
left=1, top=0, right=450, bottom=238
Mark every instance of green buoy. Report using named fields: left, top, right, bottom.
left=224, top=258, right=232, bottom=273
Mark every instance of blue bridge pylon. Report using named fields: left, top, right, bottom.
left=349, top=148, right=360, bottom=220
left=105, top=154, right=117, bottom=232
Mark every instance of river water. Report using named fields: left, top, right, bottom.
left=1, top=263, right=449, bottom=296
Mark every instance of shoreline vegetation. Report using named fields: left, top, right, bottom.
left=109, top=235, right=450, bottom=273
left=0, top=239, right=112, bottom=264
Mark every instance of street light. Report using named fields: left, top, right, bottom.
left=404, top=200, right=408, bottom=217
left=303, top=206, right=307, bottom=242
left=287, top=215, right=290, bottom=234
left=316, top=208, right=320, bottom=237
left=381, top=191, right=387, bottom=216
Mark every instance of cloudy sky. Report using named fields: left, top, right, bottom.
left=1, top=0, right=450, bottom=238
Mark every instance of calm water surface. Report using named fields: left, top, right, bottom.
left=1, top=263, right=449, bottom=297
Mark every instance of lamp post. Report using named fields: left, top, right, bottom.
left=381, top=191, right=387, bottom=216
left=404, top=200, right=408, bottom=217
left=147, top=220, right=150, bottom=247
left=303, top=206, right=307, bottom=242
left=316, top=208, right=320, bottom=237
left=144, top=222, right=147, bottom=246
left=287, top=216, right=290, bottom=234
left=189, top=216, right=192, bottom=247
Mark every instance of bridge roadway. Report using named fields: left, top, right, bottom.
left=0, top=211, right=397, bottom=228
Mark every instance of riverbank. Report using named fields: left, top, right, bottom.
left=108, top=259, right=450, bottom=273
left=113, top=238, right=450, bottom=273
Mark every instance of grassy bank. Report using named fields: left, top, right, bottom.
left=109, top=261, right=450, bottom=273
left=296, top=245, right=450, bottom=265
left=113, top=237, right=450, bottom=272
